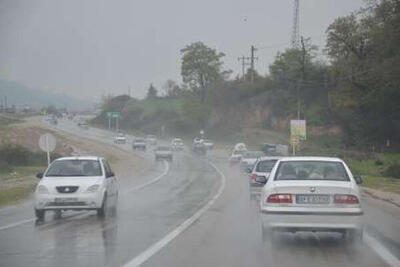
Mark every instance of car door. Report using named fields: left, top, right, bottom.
left=102, top=159, right=117, bottom=197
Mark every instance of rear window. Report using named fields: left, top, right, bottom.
left=256, top=160, right=278, bottom=172
left=46, top=160, right=103, bottom=177
left=274, top=161, right=349, bottom=181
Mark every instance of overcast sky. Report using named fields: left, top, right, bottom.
left=0, top=0, right=364, bottom=100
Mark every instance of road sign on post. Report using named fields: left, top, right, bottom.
left=39, top=133, right=56, bottom=166
left=290, top=120, right=306, bottom=155
left=106, top=111, right=121, bottom=131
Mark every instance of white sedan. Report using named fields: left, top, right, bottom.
left=34, top=156, right=118, bottom=220
left=260, top=157, right=363, bottom=243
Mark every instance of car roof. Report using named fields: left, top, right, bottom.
left=54, top=156, right=103, bottom=161
left=278, top=156, right=343, bottom=162
left=257, top=156, right=281, bottom=160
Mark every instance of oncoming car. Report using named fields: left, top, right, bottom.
left=171, top=138, right=184, bottom=151
left=34, top=157, right=118, bottom=220
left=114, top=133, right=127, bottom=144
left=132, top=138, right=147, bottom=150
left=260, top=157, right=363, bottom=243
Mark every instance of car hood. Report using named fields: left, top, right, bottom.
left=40, top=176, right=103, bottom=187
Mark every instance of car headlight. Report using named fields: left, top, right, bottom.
left=37, top=185, right=49, bottom=194
left=87, top=184, right=100, bottom=193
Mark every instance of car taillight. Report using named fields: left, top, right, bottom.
left=334, top=194, right=359, bottom=204
left=251, top=173, right=257, bottom=182
left=267, top=194, right=292, bottom=204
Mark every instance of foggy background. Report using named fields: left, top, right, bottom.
left=0, top=0, right=363, bottom=100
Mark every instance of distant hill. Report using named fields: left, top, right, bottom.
left=0, top=80, right=91, bottom=111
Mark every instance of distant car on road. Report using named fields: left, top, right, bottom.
left=34, top=156, right=118, bottom=220
left=155, top=146, right=173, bottom=161
left=171, top=138, right=184, bottom=151
left=240, top=151, right=265, bottom=171
left=229, top=149, right=246, bottom=165
left=260, top=157, right=364, bottom=243
left=132, top=138, right=146, bottom=150
left=203, top=139, right=214, bottom=150
left=114, top=133, right=126, bottom=144
left=248, top=156, right=280, bottom=200
left=234, top=143, right=247, bottom=151
left=192, top=139, right=207, bottom=155
left=146, top=135, right=158, bottom=145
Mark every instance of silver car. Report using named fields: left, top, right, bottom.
left=260, top=157, right=363, bottom=243
left=248, top=156, right=280, bottom=200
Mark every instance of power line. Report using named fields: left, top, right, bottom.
left=237, top=56, right=250, bottom=80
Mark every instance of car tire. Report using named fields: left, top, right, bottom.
left=97, top=194, right=107, bottom=218
left=35, top=209, right=45, bottom=221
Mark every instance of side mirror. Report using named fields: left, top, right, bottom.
left=107, top=172, right=115, bottom=178
left=36, top=172, right=44, bottom=179
left=246, top=168, right=252, bottom=174
left=354, top=175, right=363, bottom=184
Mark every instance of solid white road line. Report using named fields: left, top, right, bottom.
left=124, top=160, right=170, bottom=194
left=123, top=161, right=226, bottom=267
left=0, top=218, right=36, bottom=231
left=364, top=232, right=400, bottom=267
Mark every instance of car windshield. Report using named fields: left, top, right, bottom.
left=255, top=159, right=278, bottom=172
left=45, top=160, right=103, bottom=177
left=275, top=161, right=349, bottom=181
left=135, top=139, right=145, bottom=142
left=243, top=151, right=264, bottom=159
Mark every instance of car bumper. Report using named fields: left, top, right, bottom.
left=35, top=192, right=103, bottom=210
left=261, top=208, right=363, bottom=231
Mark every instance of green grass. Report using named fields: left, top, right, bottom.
left=343, top=153, right=400, bottom=194
left=362, top=176, right=400, bottom=194
left=0, top=166, right=44, bottom=207
left=0, top=184, right=36, bottom=206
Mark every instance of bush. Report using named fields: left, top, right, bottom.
left=0, top=144, right=48, bottom=173
left=384, top=162, right=400, bottom=179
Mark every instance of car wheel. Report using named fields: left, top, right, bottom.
left=97, top=194, right=107, bottom=218
left=35, top=209, right=45, bottom=221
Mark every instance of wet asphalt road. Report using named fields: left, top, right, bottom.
left=0, top=119, right=399, bottom=266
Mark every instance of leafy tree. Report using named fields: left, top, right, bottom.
left=146, top=83, right=158, bottom=99
left=180, top=42, right=231, bottom=102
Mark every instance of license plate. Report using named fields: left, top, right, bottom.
left=296, top=195, right=330, bottom=204
left=55, top=198, right=78, bottom=203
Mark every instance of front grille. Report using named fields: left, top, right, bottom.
left=47, top=202, right=86, bottom=206
left=56, top=186, right=79, bottom=193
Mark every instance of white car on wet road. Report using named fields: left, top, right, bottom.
left=155, top=146, right=173, bottom=161
left=240, top=151, right=265, bottom=171
left=34, top=156, right=118, bottom=220
left=260, top=157, right=363, bottom=243
left=114, top=133, right=127, bottom=144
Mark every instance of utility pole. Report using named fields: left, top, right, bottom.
left=297, top=36, right=306, bottom=120
left=250, top=45, right=258, bottom=83
left=237, top=56, right=250, bottom=80
left=291, top=0, right=300, bottom=48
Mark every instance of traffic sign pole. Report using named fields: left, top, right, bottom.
left=46, top=135, right=50, bottom=165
